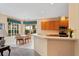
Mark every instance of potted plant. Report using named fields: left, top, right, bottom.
left=68, top=28, right=74, bottom=38
left=25, top=29, right=30, bottom=34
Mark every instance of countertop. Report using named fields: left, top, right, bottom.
left=32, top=34, right=76, bottom=40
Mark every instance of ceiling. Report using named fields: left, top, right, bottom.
left=0, top=3, right=68, bottom=20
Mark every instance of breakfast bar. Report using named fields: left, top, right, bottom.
left=32, top=34, right=76, bottom=56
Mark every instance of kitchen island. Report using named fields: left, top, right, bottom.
left=32, top=34, right=76, bottom=56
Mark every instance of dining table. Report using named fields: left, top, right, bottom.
left=21, top=35, right=31, bottom=44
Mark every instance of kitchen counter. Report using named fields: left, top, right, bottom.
left=32, top=34, right=76, bottom=40
left=32, top=34, right=76, bottom=56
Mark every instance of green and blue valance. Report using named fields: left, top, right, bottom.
left=7, top=18, right=21, bottom=24
left=23, top=21, right=37, bottom=24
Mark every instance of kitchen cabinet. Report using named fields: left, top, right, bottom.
left=41, top=20, right=60, bottom=30
left=41, top=17, right=68, bottom=30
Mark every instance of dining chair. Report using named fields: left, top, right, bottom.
left=16, top=34, right=24, bottom=45
left=25, top=34, right=31, bottom=43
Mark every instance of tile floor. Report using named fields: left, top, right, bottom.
left=0, top=47, right=40, bottom=56
left=16, top=39, right=34, bottom=49
left=0, top=36, right=39, bottom=56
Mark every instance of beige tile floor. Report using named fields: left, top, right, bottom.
left=16, top=40, right=34, bottom=49
left=0, top=47, right=40, bottom=56
left=0, top=39, right=40, bottom=56
left=1, top=36, right=40, bottom=56
left=16, top=40, right=33, bottom=49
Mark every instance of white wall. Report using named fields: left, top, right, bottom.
left=69, top=3, right=79, bottom=55
left=19, top=21, right=25, bottom=35
left=0, top=13, right=8, bottom=34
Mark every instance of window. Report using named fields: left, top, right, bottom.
left=0, top=23, right=4, bottom=30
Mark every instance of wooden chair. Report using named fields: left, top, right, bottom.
left=16, top=34, right=24, bottom=45
left=25, top=34, right=31, bottom=43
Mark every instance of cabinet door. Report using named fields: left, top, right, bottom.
left=41, top=20, right=59, bottom=30
left=41, top=21, right=46, bottom=30
left=53, top=21, right=59, bottom=30
left=49, top=21, right=54, bottom=30
left=59, top=19, right=68, bottom=27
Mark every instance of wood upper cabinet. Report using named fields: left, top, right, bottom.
left=41, top=20, right=60, bottom=30
left=59, top=18, right=68, bottom=27
left=53, top=21, right=59, bottom=30
left=41, top=17, right=68, bottom=30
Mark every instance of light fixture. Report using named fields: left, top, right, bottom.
left=50, top=3, right=54, bottom=5
left=61, top=16, right=66, bottom=21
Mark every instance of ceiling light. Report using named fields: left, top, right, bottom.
left=61, top=16, right=66, bottom=21
left=50, top=3, right=54, bottom=5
